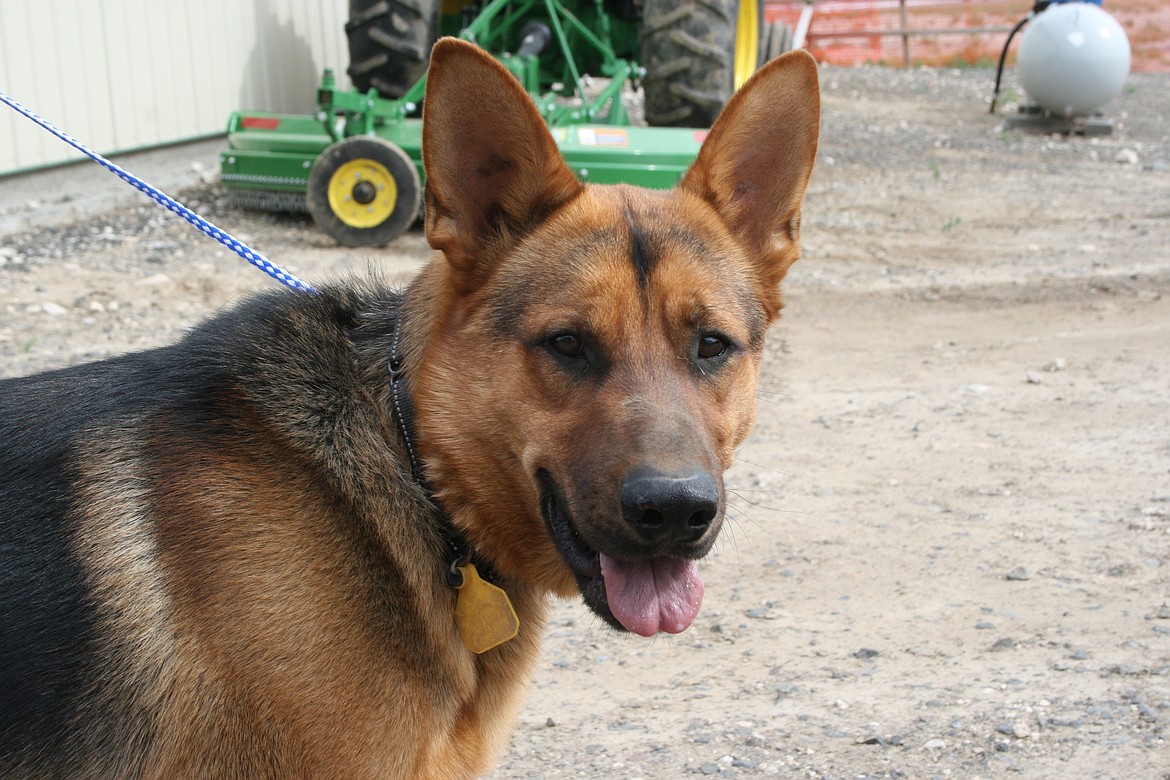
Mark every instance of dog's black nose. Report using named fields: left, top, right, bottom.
left=620, top=467, right=719, bottom=545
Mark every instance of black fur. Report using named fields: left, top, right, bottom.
left=0, top=280, right=444, bottom=774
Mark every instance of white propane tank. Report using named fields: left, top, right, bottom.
left=1017, top=1, right=1131, bottom=117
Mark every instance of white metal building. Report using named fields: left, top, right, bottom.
left=0, top=0, right=349, bottom=175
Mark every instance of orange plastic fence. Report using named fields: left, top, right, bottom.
left=764, top=0, right=1169, bottom=71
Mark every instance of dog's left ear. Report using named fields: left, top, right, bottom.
left=680, top=50, right=820, bottom=319
left=422, top=38, right=584, bottom=293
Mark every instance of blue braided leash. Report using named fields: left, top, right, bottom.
left=0, top=90, right=315, bottom=295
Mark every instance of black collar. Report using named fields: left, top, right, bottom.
left=387, top=309, right=481, bottom=588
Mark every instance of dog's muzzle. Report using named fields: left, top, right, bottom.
left=537, top=467, right=720, bottom=637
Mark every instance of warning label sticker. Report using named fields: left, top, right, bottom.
left=576, top=127, right=629, bottom=147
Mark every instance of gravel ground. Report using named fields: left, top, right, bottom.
left=2, top=63, right=1169, bottom=778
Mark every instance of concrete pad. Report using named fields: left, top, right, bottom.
left=0, top=137, right=226, bottom=238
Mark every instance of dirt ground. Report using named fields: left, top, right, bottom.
left=2, top=64, right=1168, bottom=778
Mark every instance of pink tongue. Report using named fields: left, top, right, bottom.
left=599, top=554, right=704, bottom=637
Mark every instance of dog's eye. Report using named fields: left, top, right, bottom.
left=697, top=334, right=728, bottom=360
left=550, top=333, right=584, bottom=359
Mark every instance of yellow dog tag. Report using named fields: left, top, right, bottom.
left=453, top=563, right=519, bottom=654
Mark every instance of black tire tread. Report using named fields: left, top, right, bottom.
left=764, top=20, right=793, bottom=61
left=640, top=0, right=748, bottom=128
left=346, top=0, right=437, bottom=98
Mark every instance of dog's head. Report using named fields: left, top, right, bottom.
left=410, top=39, right=818, bottom=636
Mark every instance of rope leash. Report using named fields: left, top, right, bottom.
left=0, top=90, right=315, bottom=295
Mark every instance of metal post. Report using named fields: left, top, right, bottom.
left=899, top=0, right=910, bottom=68
left=792, top=0, right=815, bottom=51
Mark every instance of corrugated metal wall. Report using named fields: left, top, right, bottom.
left=0, top=0, right=349, bottom=175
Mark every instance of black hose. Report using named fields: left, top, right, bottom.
left=989, top=1, right=1052, bottom=115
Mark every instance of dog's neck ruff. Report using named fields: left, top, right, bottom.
left=387, top=309, right=474, bottom=586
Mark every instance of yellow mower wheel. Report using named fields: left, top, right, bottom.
left=308, top=136, right=420, bottom=247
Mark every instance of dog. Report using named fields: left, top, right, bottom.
left=0, top=38, right=818, bottom=779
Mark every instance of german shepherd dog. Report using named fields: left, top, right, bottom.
left=0, top=39, right=818, bottom=779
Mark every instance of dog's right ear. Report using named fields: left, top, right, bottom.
left=422, top=38, right=583, bottom=293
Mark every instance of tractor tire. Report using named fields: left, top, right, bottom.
left=307, top=136, right=421, bottom=247
left=346, top=0, right=438, bottom=98
left=764, top=20, right=794, bottom=61
left=640, top=0, right=763, bottom=128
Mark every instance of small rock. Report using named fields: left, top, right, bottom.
left=991, top=637, right=1017, bottom=652
left=545, top=717, right=556, bottom=728
left=996, top=720, right=1031, bottom=739
left=40, top=302, right=67, bottom=316
left=976, top=621, right=996, bottom=630
left=746, top=602, right=777, bottom=619
left=191, top=160, right=218, bottom=185
left=134, top=273, right=173, bottom=287
left=1026, top=370, right=1042, bottom=384
left=1044, top=358, right=1067, bottom=372
left=1005, top=566, right=1030, bottom=581
left=853, top=647, right=880, bottom=659
left=922, top=738, right=945, bottom=750
left=1115, top=148, right=1140, bottom=165
left=1135, top=701, right=1158, bottom=721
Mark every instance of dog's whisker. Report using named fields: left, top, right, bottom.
left=755, top=388, right=794, bottom=398
left=723, top=504, right=765, bottom=536
left=731, top=454, right=790, bottom=477
left=728, top=491, right=807, bottom=516
left=724, top=517, right=748, bottom=562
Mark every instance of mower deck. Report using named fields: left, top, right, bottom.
left=220, top=111, right=704, bottom=213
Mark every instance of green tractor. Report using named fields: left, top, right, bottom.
left=220, top=0, right=766, bottom=247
